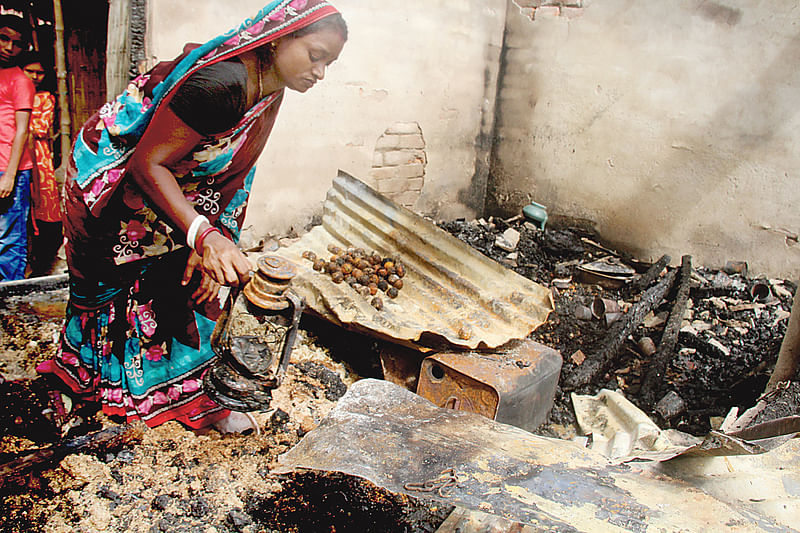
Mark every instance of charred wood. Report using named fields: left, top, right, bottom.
left=0, top=423, right=145, bottom=488
left=631, top=254, right=671, bottom=293
left=564, top=269, right=677, bottom=390
left=641, top=255, right=692, bottom=407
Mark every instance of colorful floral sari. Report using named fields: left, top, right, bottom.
left=30, top=91, right=59, bottom=223
left=37, top=0, right=340, bottom=429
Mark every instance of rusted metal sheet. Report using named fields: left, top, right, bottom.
left=416, top=339, right=561, bottom=432
left=278, top=379, right=785, bottom=532
left=281, top=172, right=554, bottom=350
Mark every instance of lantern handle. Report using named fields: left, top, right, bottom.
left=210, top=285, right=241, bottom=356
left=274, top=290, right=306, bottom=386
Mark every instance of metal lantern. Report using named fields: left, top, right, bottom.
left=204, top=255, right=305, bottom=412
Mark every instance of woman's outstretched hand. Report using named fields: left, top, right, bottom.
left=181, top=231, right=251, bottom=304
left=182, top=251, right=221, bottom=304
left=196, top=230, right=253, bottom=287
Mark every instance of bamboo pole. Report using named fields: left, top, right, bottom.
left=0, top=423, right=145, bottom=489
left=631, top=254, right=671, bottom=293
left=729, top=282, right=800, bottom=432
left=52, top=0, right=71, bottom=170
left=766, top=284, right=800, bottom=390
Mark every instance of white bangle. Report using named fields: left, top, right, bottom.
left=186, top=214, right=209, bottom=252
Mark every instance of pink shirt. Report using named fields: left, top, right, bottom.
left=0, top=66, right=34, bottom=172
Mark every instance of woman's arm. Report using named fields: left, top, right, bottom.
left=0, top=110, right=31, bottom=198
left=126, top=107, right=252, bottom=287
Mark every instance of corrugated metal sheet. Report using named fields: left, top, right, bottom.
left=278, top=380, right=786, bottom=532
left=280, top=172, right=553, bottom=350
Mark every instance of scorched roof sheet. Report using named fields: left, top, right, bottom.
left=280, top=172, right=553, bottom=351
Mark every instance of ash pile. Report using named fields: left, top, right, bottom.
left=437, top=216, right=797, bottom=437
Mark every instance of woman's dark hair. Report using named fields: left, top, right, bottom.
left=17, top=50, right=49, bottom=70
left=0, top=14, right=30, bottom=43
left=16, top=49, right=54, bottom=92
left=257, top=13, right=347, bottom=66
left=294, top=13, right=348, bottom=40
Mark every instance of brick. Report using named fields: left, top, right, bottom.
left=397, top=134, right=425, bottom=149
left=375, top=177, right=411, bottom=194
left=406, top=177, right=425, bottom=192
left=533, top=6, right=560, bottom=19
left=385, top=122, right=421, bottom=135
left=372, top=152, right=383, bottom=167
left=390, top=149, right=428, bottom=165
left=399, top=162, right=425, bottom=178
left=370, top=162, right=425, bottom=181
left=375, top=135, right=401, bottom=150
left=370, top=167, right=394, bottom=180
left=383, top=150, right=423, bottom=167
left=562, top=7, right=583, bottom=18
left=516, top=0, right=566, bottom=6
left=391, top=190, right=422, bottom=207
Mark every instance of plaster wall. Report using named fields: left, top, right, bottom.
left=491, top=0, right=800, bottom=278
left=147, top=0, right=507, bottom=247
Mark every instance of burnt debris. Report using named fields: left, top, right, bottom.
left=437, top=217, right=796, bottom=436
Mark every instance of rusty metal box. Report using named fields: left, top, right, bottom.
left=416, top=339, right=562, bottom=432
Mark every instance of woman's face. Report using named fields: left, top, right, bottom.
left=272, top=28, right=345, bottom=93
left=22, top=61, right=45, bottom=89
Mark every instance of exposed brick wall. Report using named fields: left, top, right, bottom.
left=514, top=0, right=584, bottom=20
left=370, top=123, right=427, bottom=209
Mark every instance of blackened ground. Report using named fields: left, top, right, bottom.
left=1, top=219, right=798, bottom=531
left=0, top=293, right=376, bottom=533
left=437, top=218, right=797, bottom=436
left=250, top=470, right=452, bottom=533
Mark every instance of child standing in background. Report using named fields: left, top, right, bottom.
left=19, top=51, right=61, bottom=277
left=0, top=14, right=34, bottom=281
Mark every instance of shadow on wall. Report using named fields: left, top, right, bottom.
left=488, top=2, right=800, bottom=271
left=695, top=0, right=743, bottom=26
left=370, top=123, right=427, bottom=210
left=615, top=29, right=800, bottom=258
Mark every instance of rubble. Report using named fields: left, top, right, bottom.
left=655, top=390, right=687, bottom=420
left=436, top=217, right=797, bottom=437
left=494, top=227, right=520, bottom=252
left=570, top=350, right=586, bottom=366
left=281, top=380, right=798, bottom=530
left=0, top=296, right=366, bottom=532
left=636, top=337, right=656, bottom=357
left=0, top=213, right=798, bottom=531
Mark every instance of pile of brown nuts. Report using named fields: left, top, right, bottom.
left=302, top=245, right=406, bottom=310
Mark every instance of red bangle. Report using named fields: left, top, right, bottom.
left=195, top=226, right=221, bottom=253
